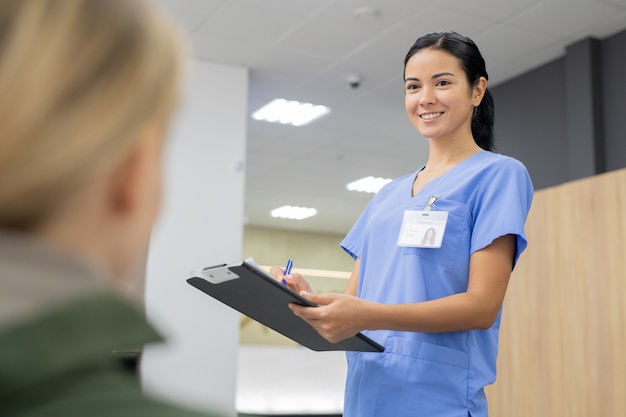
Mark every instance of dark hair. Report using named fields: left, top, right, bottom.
left=403, top=31, right=494, bottom=151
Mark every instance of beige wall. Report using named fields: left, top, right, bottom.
left=487, top=168, right=626, bottom=416
left=242, top=226, right=354, bottom=272
left=240, top=226, right=353, bottom=345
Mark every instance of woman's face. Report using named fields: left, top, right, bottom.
left=404, top=48, right=484, bottom=143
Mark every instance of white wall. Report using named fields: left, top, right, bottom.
left=237, top=346, right=347, bottom=415
left=141, top=59, right=248, bottom=417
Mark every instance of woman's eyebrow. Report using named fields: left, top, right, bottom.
left=404, top=72, right=456, bottom=83
left=432, top=72, right=456, bottom=79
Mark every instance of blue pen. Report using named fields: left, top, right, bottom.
left=281, top=259, right=293, bottom=285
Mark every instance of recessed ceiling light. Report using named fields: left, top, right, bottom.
left=346, top=176, right=392, bottom=193
left=251, top=99, right=330, bottom=127
left=271, top=205, right=317, bottom=220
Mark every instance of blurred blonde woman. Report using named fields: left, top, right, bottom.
left=0, top=1, right=221, bottom=416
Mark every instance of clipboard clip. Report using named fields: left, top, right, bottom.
left=191, top=266, right=240, bottom=284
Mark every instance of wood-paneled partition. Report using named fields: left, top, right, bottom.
left=486, top=168, right=626, bottom=416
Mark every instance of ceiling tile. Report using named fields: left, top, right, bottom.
left=276, top=0, right=433, bottom=61
left=588, top=11, right=626, bottom=38
left=375, top=4, right=498, bottom=56
left=592, top=0, right=626, bottom=10
left=232, top=0, right=335, bottom=15
left=249, top=46, right=334, bottom=80
left=151, top=0, right=223, bottom=31
left=194, top=2, right=310, bottom=43
left=472, top=25, right=561, bottom=65
left=434, top=0, right=541, bottom=21
left=190, top=33, right=259, bottom=66
left=507, top=0, right=623, bottom=39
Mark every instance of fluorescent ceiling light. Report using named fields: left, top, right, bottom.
left=252, top=99, right=330, bottom=126
left=271, top=205, right=317, bottom=220
left=346, top=176, right=392, bottom=193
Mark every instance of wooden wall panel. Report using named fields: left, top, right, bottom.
left=486, top=168, right=626, bottom=416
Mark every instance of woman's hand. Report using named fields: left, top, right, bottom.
left=289, top=292, right=368, bottom=343
left=269, top=266, right=313, bottom=294
left=270, top=260, right=367, bottom=343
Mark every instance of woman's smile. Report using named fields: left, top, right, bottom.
left=420, top=112, right=444, bottom=120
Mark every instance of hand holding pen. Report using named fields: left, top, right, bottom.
left=281, top=259, right=293, bottom=285
left=270, top=260, right=314, bottom=294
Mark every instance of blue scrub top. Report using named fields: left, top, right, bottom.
left=340, top=151, right=533, bottom=417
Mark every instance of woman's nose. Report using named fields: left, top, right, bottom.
left=419, top=86, right=436, bottom=105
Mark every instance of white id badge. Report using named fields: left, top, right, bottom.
left=397, top=210, right=448, bottom=248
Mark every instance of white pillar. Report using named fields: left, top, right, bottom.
left=141, top=60, right=248, bottom=417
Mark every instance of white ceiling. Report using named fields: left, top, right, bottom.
left=154, top=0, right=626, bottom=236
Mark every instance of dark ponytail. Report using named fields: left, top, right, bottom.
left=404, top=31, right=495, bottom=151
left=471, top=89, right=494, bottom=151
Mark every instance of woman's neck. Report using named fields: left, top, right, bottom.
left=411, top=137, right=482, bottom=197
left=423, top=137, right=482, bottom=175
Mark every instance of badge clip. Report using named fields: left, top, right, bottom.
left=424, top=195, right=439, bottom=213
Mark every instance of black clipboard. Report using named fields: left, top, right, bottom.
left=186, top=260, right=384, bottom=352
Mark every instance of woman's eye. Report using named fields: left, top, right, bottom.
left=406, top=84, right=420, bottom=91
left=437, top=80, right=450, bottom=86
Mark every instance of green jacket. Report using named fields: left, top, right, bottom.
left=0, top=294, right=222, bottom=417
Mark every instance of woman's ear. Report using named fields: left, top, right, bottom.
left=110, top=150, right=141, bottom=216
left=108, top=125, right=163, bottom=218
left=472, top=76, right=488, bottom=106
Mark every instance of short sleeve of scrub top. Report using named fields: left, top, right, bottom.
left=469, top=154, right=533, bottom=266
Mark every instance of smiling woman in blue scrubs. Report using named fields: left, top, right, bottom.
left=273, top=31, right=533, bottom=417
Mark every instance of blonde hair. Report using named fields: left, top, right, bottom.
left=0, top=0, right=185, bottom=230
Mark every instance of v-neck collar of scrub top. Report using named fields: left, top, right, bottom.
left=409, top=150, right=488, bottom=201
